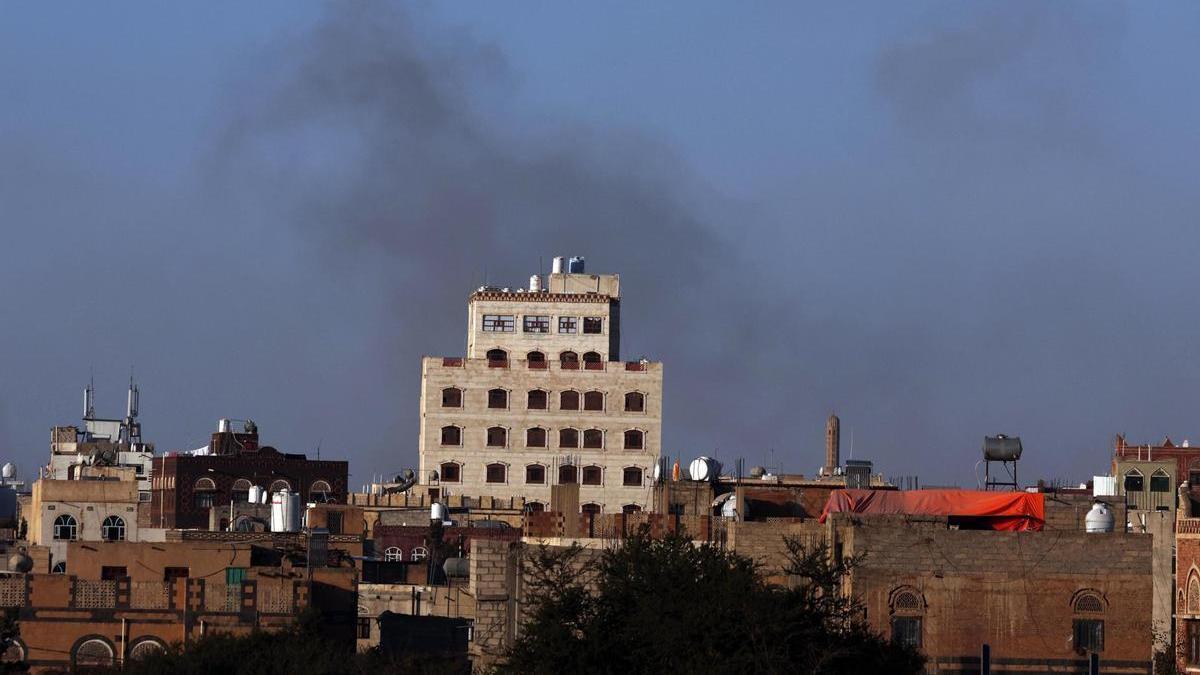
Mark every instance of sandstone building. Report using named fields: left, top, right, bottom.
left=418, top=257, right=663, bottom=513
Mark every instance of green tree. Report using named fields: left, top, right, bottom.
left=499, top=528, right=923, bottom=675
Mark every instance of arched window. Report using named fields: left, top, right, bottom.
left=73, top=638, right=115, bottom=668
left=194, top=476, right=216, bottom=509
left=384, top=547, right=403, bottom=562
left=889, top=587, right=924, bottom=649
left=488, top=388, right=509, bottom=409
left=1072, top=589, right=1105, bottom=653
left=527, top=350, right=545, bottom=363
left=269, top=479, right=291, bottom=493
left=526, top=464, right=546, bottom=484
left=101, top=516, right=126, bottom=542
left=623, top=467, right=644, bottom=487
left=559, top=428, right=579, bottom=448
left=624, top=430, right=644, bottom=450
left=486, top=348, right=508, bottom=364
left=583, top=351, right=601, bottom=363
left=1151, top=469, right=1170, bottom=493
left=526, top=501, right=545, bottom=513
left=411, top=546, right=429, bottom=561
left=624, top=392, right=645, bottom=412
left=560, top=390, right=580, bottom=410
left=583, top=391, right=605, bottom=411
left=439, top=462, right=461, bottom=483
left=1189, top=573, right=1200, bottom=615
left=194, top=477, right=216, bottom=491
left=53, top=514, right=78, bottom=541
left=52, top=561, right=67, bottom=574
left=622, top=504, right=642, bottom=514
left=527, top=389, right=548, bottom=410
left=526, top=428, right=547, bottom=448
left=559, top=465, right=578, bottom=485
left=231, top=478, right=252, bottom=503
left=582, top=466, right=602, bottom=486
left=581, top=503, right=601, bottom=515
left=440, top=425, right=462, bottom=446
left=486, top=463, right=507, bottom=484
left=310, top=480, right=333, bottom=500
left=487, top=426, right=508, bottom=447
left=127, top=638, right=166, bottom=661
left=583, top=429, right=604, bottom=449
left=1123, top=469, right=1144, bottom=492
left=441, top=387, right=463, bottom=408
left=560, top=351, right=579, bottom=369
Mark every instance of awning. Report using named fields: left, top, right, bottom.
left=818, top=488, right=1045, bottom=531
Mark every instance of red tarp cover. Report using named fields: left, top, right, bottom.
left=818, top=489, right=1045, bottom=531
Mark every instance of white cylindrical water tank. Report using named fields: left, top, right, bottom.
left=1085, top=502, right=1115, bottom=533
left=431, top=502, right=448, bottom=522
left=1, top=463, right=15, bottom=479
left=552, top=256, right=565, bottom=274
left=529, top=274, right=542, bottom=292
left=270, top=491, right=302, bottom=532
left=218, top=418, right=231, bottom=433
left=689, top=456, right=721, bottom=482
left=248, top=485, right=263, bottom=505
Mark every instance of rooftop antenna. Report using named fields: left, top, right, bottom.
left=83, top=372, right=96, bottom=421
left=126, top=370, right=139, bottom=419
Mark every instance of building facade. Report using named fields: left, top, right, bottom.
left=418, top=260, right=663, bottom=513
left=28, top=467, right=147, bottom=574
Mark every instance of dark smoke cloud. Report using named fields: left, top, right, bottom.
left=215, top=3, right=791, bottom=475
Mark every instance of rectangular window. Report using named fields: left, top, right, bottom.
left=558, top=317, right=577, bottom=334
left=583, top=317, right=603, bottom=334
left=327, top=512, right=344, bottom=535
left=1150, top=475, right=1170, bottom=492
left=358, top=617, right=372, bottom=640
left=891, top=617, right=921, bottom=649
left=164, top=567, right=189, bottom=581
left=138, top=491, right=152, bottom=502
left=101, top=566, right=128, bottom=581
left=1073, top=619, right=1103, bottom=653
left=482, top=315, right=515, bottom=332
left=523, top=315, right=550, bottom=333
left=226, top=567, right=247, bottom=585
left=1123, top=474, right=1144, bottom=492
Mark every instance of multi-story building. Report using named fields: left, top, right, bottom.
left=47, top=380, right=155, bottom=499
left=418, top=257, right=663, bottom=513
left=150, top=420, right=348, bottom=529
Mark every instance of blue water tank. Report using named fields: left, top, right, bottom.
left=567, top=256, right=585, bottom=273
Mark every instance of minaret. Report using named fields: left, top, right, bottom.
left=824, top=414, right=840, bottom=476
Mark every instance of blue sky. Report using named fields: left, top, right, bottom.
left=3, top=2, right=1200, bottom=488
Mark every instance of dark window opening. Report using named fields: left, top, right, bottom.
left=582, top=466, right=602, bottom=485
left=526, top=501, right=545, bottom=512
left=624, top=392, right=645, bottom=412
left=486, top=464, right=506, bottom=484
left=581, top=503, right=601, bottom=515
left=559, top=465, right=577, bottom=484
left=1073, top=619, right=1104, bottom=653
left=164, top=567, right=189, bottom=581
left=560, top=390, right=580, bottom=410
left=560, top=351, right=579, bottom=369
left=101, top=566, right=127, bottom=581
left=526, top=465, right=546, bottom=484
left=583, top=429, right=603, bottom=449
left=583, top=317, right=603, bottom=334
left=441, top=387, right=463, bottom=408
left=357, top=617, right=371, bottom=639
left=441, top=426, right=461, bottom=446
left=623, top=467, right=643, bottom=487
left=622, top=504, right=642, bottom=514
left=1188, top=620, right=1200, bottom=665
left=559, top=428, right=579, bottom=448
left=892, top=617, right=922, bottom=649
left=440, top=463, right=461, bottom=483
left=486, top=348, right=508, bottom=365
left=527, top=390, right=548, bottom=409
left=1124, top=473, right=1144, bottom=492
left=194, top=492, right=214, bottom=509
left=1150, top=473, right=1170, bottom=492
left=583, top=391, right=604, bottom=411
left=488, top=388, right=509, bottom=409
left=624, top=430, right=644, bottom=450
left=487, top=427, right=507, bottom=447
left=527, top=428, right=547, bottom=448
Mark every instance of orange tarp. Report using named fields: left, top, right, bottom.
left=818, top=489, right=1045, bottom=531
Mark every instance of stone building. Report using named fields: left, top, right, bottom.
left=418, top=258, right=663, bottom=513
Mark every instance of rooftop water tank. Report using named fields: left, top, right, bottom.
left=270, top=491, right=302, bottom=532
left=431, top=502, right=448, bottom=522
left=567, top=256, right=585, bottom=273
left=529, top=275, right=543, bottom=292
left=247, top=485, right=264, bottom=505
left=443, top=557, right=469, bottom=578
left=1, top=463, right=14, bottom=479
left=983, top=435, right=1022, bottom=461
left=218, top=418, right=232, bottom=433
left=552, top=256, right=565, bottom=274
left=1085, top=502, right=1115, bottom=533
left=689, top=456, right=721, bottom=482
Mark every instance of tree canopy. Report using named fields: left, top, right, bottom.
left=499, top=529, right=924, bottom=675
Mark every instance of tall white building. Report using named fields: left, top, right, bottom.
left=418, top=257, right=663, bottom=513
